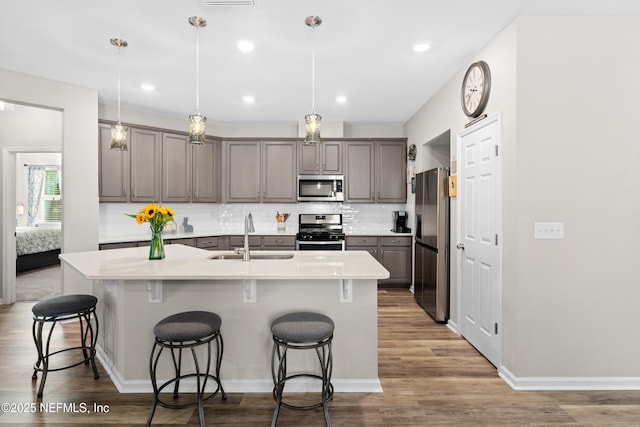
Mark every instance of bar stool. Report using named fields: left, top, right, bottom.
left=147, top=311, right=226, bottom=427
left=31, top=294, right=100, bottom=398
left=270, top=312, right=334, bottom=427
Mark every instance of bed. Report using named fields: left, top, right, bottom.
left=16, top=227, right=61, bottom=273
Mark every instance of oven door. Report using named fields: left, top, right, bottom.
left=296, top=240, right=345, bottom=251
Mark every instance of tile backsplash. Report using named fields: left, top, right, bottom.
left=100, top=202, right=409, bottom=238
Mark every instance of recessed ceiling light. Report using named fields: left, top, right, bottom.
left=140, top=83, right=155, bottom=92
left=413, top=42, right=431, bottom=53
left=0, top=101, right=15, bottom=111
left=243, top=95, right=255, bottom=103
left=237, top=40, right=254, bottom=52
left=335, top=95, right=347, bottom=104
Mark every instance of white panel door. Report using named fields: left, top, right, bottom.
left=458, top=113, right=502, bottom=367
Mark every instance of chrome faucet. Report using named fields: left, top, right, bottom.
left=234, top=212, right=255, bottom=261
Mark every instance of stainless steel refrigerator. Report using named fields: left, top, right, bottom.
left=414, top=168, right=450, bottom=322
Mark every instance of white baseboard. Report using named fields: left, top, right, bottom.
left=446, top=318, right=460, bottom=335
left=499, top=366, right=640, bottom=390
left=96, top=346, right=382, bottom=394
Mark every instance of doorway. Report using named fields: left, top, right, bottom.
left=0, top=102, right=63, bottom=304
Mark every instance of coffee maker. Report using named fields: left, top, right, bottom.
left=392, top=211, right=411, bottom=233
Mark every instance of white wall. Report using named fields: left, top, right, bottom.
left=99, top=104, right=405, bottom=139
left=0, top=69, right=98, bottom=300
left=507, top=16, right=640, bottom=379
left=405, top=16, right=640, bottom=385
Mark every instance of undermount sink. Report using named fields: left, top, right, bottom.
left=208, top=253, right=294, bottom=261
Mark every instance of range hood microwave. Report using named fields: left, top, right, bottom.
left=297, top=175, right=344, bottom=202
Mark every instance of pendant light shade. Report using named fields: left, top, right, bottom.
left=304, top=15, right=322, bottom=145
left=110, top=38, right=128, bottom=150
left=304, top=112, right=321, bottom=145
left=188, top=16, right=207, bottom=144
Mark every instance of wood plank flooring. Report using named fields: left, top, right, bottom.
left=1, top=289, right=639, bottom=425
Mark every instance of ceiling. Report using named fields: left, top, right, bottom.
left=2, top=0, right=640, bottom=125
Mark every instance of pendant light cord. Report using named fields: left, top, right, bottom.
left=195, top=25, right=200, bottom=115
left=311, top=27, right=316, bottom=114
left=117, top=45, right=122, bottom=124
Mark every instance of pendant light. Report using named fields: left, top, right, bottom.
left=188, top=16, right=207, bottom=144
left=110, top=38, right=128, bottom=150
left=304, top=15, right=322, bottom=145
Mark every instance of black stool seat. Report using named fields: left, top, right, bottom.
left=147, top=310, right=226, bottom=427
left=154, top=310, right=221, bottom=342
left=271, top=312, right=334, bottom=343
left=31, top=294, right=99, bottom=398
left=33, top=294, right=98, bottom=318
left=271, top=312, right=334, bottom=427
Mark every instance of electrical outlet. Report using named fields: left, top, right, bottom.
left=534, top=222, right=565, bottom=240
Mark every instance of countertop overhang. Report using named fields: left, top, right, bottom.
left=99, top=229, right=413, bottom=244
left=60, top=245, right=391, bottom=281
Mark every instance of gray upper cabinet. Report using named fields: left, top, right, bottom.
left=344, top=139, right=407, bottom=203
left=162, top=133, right=191, bottom=202
left=192, top=140, right=221, bottom=202
left=223, top=140, right=261, bottom=202
left=344, top=141, right=375, bottom=202
left=376, top=140, right=407, bottom=203
left=162, top=133, right=220, bottom=203
left=298, top=140, right=342, bottom=175
left=263, top=141, right=297, bottom=202
left=130, top=128, right=162, bottom=202
left=223, top=140, right=297, bottom=203
left=99, top=124, right=130, bottom=202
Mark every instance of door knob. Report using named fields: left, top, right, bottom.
left=456, top=243, right=465, bottom=250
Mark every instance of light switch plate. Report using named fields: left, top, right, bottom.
left=534, top=222, right=565, bottom=240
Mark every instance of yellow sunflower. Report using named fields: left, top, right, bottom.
left=135, top=212, right=146, bottom=224
left=144, top=203, right=157, bottom=219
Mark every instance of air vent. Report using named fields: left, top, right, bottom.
left=202, top=0, right=255, bottom=5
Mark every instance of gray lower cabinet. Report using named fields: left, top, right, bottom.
left=298, top=140, right=342, bottom=175
left=262, top=235, right=296, bottom=250
left=99, top=241, right=138, bottom=250
left=162, top=133, right=220, bottom=203
left=346, top=235, right=411, bottom=287
left=223, top=140, right=297, bottom=203
left=344, top=139, right=407, bottom=203
left=228, top=235, right=295, bottom=250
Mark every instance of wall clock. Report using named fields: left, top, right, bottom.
left=461, top=60, right=491, bottom=118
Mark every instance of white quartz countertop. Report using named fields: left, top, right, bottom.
left=60, top=245, right=391, bottom=281
left=99, top=229, right=412, bottom=244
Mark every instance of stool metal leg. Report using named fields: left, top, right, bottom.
left=271, top=337, right=333, bottom=427
left=146, top=342, right=162, bottom=427
left=147, top=331, right=225, bottom=426
left=81, top=310, right=100, bottom=380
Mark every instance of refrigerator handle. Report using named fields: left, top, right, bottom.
left=416, top=214, right=422, bottom=239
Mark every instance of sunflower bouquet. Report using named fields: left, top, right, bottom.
left=126, top=203, right=176, bottom=233
left=126, top=204, right=176, bottom=260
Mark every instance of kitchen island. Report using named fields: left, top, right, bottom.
left=59, top=245, right=389, bottom=393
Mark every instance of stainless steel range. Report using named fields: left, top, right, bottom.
left=296, top=214, right=346, bottom=251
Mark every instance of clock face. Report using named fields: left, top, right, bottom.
left=461, top=61, right=491, bottom=118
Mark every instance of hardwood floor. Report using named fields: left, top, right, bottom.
left=1, top=289, right=639, bottom=426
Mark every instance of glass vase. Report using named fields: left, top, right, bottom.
left=149, top=228, right=165, bottom=260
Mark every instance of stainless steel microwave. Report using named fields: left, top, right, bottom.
left=297, top=175, right=344, bottom=202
